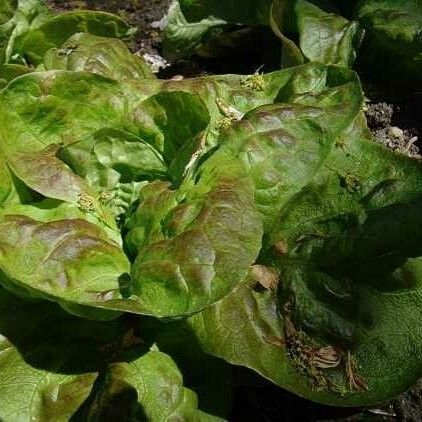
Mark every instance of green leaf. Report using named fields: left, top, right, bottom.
left=0, top=72, right=213, bottom=202
left=58, top=128, right=167, bottom=191
left=135, top=90, right=211, bottom=165
left=0, top=72, right=133, bottom=203
left=0, top=182, right=253, bottom=321
left=127, top=160, right=263, bottom=315
left=12, top=9, right=135, bottom=65
left=0, top=0, right=18, bottom=63
left=0, top=337, right=97, bottom=422
left=165, top=0, right=420, bottom=90
left=355, top=0, right=422, bottom=91
left=164, top=0, right=280, bottom=61
left=0, top=286, right=105, bottom=420
left=0, top=65, right=325, bottom=203
left=291, top=0, right=364, bottom=67
left=187, top=259, right=422, bottom=406
left=0, top=148, right=21, bottom=206
left=141, top=318, right=234, bottom=420
left=210, top=65, right=363, bottom=230
left=79, top=351, right=214, bottom=421
left=163, top=0, right=227, bottom=59
left=123, top=64, right=361, bottom=317
left=212, top=103, right=335, bottom=231
left=0, top=287, right=215, bottom=420
left=0, top=0, right=51, bottom=65
left=0, top=62, right=29, bottom=87
left=165, top=0, right=363, bottom=68
left=270, top=0, right=305, bottom=67
left=183, top=111, right=422, bottom=405
left=178, top=0, right=273, bottom=26
left=0, top=64, right=364, bottom=319
left=44, top=32, right=154, bottom=80
left=0, top=201, right=130, bottom=319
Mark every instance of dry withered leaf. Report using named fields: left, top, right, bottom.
left=274, top=240, right=289, bottom=256
left=283, top=314, right=297, bottom=339
left=251, top=264, right=279, bottom=289
left=122, top=327, right=145, bottom=349
left=263, top=335, right=285, bottom=348
left=313, top=346, right=341, bottom=369
left=346, top=351, right=368, bottom=391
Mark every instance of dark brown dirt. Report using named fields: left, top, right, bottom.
left=46, top=1, right=422, bottom=421
left=365, top=102, right=420, bottom=158
left=230, top=374, right=422, bottom=422
left=393, top=380, right=422, bottom=422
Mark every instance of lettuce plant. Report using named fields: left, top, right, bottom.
left=164, top=0, right=421, bottom=90
left=0, top=0, right=421, bottom=420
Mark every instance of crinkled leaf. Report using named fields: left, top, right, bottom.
left=44, top=32, right=154, bottom=80
left=0, top=201, right=130, bottom=318
left=126, top=162, right=263, bottom=315
left=0, top=65, right=344, bottom=203
left=124, top=64, right=360, bottom=316
left=0, top=63, right=365, bottom=319
left=0, top=72, right=210, bottom=202
left=213, top=104, right=335, bottom=230
left=12, top=9, right=134, bottom=65
left=0, top=183, right=256, bottom=319
left=58, top=128, right=167, bottom=191
left=0, top=72, right=138, bottom=203
left=207, top=65, right=363, bottom=230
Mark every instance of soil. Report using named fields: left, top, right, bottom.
left=365, top=102, right=420, bottom=158
left=230, top=373, right=422, bottom=422
left=46, top=1, right=422, bottom=421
